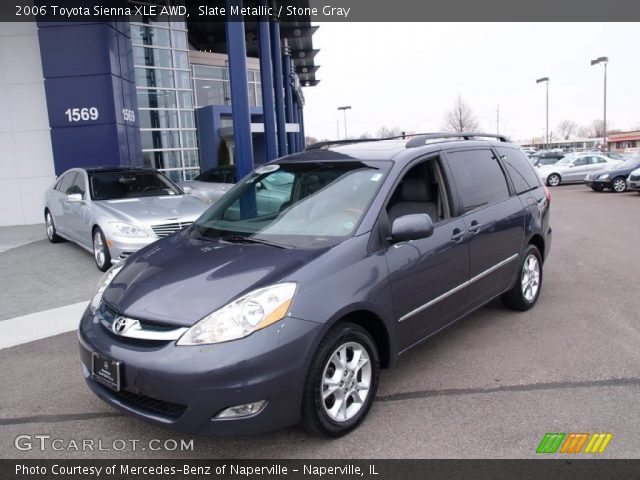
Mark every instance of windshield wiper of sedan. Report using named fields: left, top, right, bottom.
left=220, top=234, right=292, bottom=249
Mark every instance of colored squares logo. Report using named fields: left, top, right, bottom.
left=537, top=433, right=612, bottom=454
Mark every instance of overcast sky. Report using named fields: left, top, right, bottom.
left=302, top=23, right=640, bottom=142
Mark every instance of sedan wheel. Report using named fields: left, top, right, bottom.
left=547, top=174, right=561, bottom=187
left=611, top=177, right=626, bottom=193
left=93, top=228, right=112, bottom=272
left=302, top=323, right=379, bottom=437
left=45, top=211, right=62, bottom=243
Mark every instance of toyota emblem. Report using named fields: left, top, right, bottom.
left=112, top=316, right=131, bottom=335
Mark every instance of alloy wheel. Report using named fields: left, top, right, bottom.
left=521, top=254, right=540, bottom=302
left=46, top=213, right=54, bottom=240
left=93, top=231, right=106, bottom=268
left=548, top=174, right=560, bottom=187
left=321, top=341, right=372, bottom=423
left=612, top=178, right=626, bottom=193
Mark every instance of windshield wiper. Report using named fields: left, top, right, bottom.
left=220, top=234, right=291, bottom=249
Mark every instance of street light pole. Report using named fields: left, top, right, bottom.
left=591, top=57, right=608, bottom=150
left=338, top=106, right=351, bottom=139
left=536, top=77, right=550, bottom=150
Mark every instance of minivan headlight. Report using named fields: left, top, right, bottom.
left=177, top=283, right=297, bottom=345
left=89, top=264, right=123, bottom=314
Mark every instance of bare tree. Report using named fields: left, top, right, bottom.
left=557, top=120, right=578, bottom=140
left=375, top=126, right=402, bottom=138
left=591, top=119, right=605, bottom=138
left=577, top=125, right=592, bottom=138
left=442, top=95, right=480, bottom=132
left=358, top=132, right=373, bottom=139
left=304, top=136, right=319, bottom=147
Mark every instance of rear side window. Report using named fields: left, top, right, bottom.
left=496, top=147, right=542, bottom=194
left=446, top=149, right=510, bottom=212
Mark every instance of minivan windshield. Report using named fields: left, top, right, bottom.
left=194, top=161, right=391, bottom=249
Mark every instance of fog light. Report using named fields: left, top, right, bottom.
left=214, top=400, right=267, bottom=420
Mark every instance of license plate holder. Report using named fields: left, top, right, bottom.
left=91, top=352, right=121, bottom=392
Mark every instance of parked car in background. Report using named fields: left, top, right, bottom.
left=44, top=167, right=207, bottom=271
left=179, top=164, right=295, bottom=210
left=537, top=153, right=622, bottom=187
left=78, top=134, right=551, bottom=437
left=627, top=166, right=640, bottom=193
left=530, top=152, right=565, bottom=168
left=585, top=155, right=640, bottom=192
left=178, top=165, right=237, bottom=205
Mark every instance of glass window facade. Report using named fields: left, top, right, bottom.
left=130, top=20, right=199, bottom=181
left=193, top=64, right=263, bottom=109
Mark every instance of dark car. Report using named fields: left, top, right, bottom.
left=584, top=155, right=640, bottom=192
left=79, top=133, right=552, bottom=437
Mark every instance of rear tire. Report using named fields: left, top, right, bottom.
left=45, top=210, right=63, bottom=243
left=547, top=174, right=561, bottom=187
left=611, top=176, right=626, bottom=193
left=502, top=245, right=543, bottom=311
left=301, top=322, right=379, bottom=437
left=93, top=228, right=112, bottom=272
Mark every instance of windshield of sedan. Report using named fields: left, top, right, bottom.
left=194, top=161, right=391, bottom=249
left=90, top=171, right=182, bottom=200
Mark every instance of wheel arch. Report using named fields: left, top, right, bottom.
left=528, top=233, right=546, bottom=262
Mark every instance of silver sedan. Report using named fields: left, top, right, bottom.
left=44, top=167, right=208, bottom=270
left=537, top=153, right=622, bottom=187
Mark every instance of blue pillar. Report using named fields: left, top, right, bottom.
left=258, top=1, right=277, bottom=162
left=224, top=2, right=254, bottom=180
left=282, top=47, right=295, bottom=154
left=270, top=21, right=287, bottom=157
left=298, top=103, right=306, bottom=149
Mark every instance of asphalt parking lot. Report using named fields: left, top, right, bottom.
left=1, top=185, right=639, bottom=459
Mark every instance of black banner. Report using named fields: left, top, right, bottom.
left=2, top=460, right=640, bottom=480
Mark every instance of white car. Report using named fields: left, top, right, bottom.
left=627, top=167, right=640, bottom=193
left=538, top=153, right=622, bottom=187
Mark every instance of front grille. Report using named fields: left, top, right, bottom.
left=114, top=388, right=187, bottom=419
left=630, top=175, right=640, bottom=181
left=151, top=221, right=193, bottom=238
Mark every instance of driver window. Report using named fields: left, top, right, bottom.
left=386, top=157, right=451, bottom=226
left=574, top=157, right=588, bottom=166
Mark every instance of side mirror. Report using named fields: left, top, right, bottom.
left=391, top=214, right=434, bottom=242
left=182, top=186, right=192, bottom=194
left=67, top=193, right=83, bottom=203
left=256, top=181, right=264, bottom=190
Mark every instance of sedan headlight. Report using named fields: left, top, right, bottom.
left=89, top=264, right=123, bottom=314
left=597, top=173, right=610, bottom=180
left=177, top=283, right=297, bottom=345
left=109, top=222, right=148, bottom=238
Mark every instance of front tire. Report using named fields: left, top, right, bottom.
left=611, top=176, right=626, bottom=193
left=93, top=228, right=112, bottom=272
left=45, top=210, right=63, bottom=243
left=301, top=322, right=379, bottom=437
left=502, top=245, right=543, bottom=311
left=547, top=174, right=561, bottom=187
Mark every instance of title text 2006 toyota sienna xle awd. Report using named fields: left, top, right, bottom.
left=79, top=133, right=552, bottom=437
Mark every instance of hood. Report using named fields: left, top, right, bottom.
left=95, top=195, right=207, bottom=227
left=103, top=231, right=326, bottom=326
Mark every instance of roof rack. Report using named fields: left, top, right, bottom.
left=305, top=136, right=408, bottom=151
left=405, top=132, right=510, bottom=148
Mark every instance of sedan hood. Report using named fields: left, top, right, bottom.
left=96, top=195, right=207, bottom=228
left=103, top=232, right=325, bottom=326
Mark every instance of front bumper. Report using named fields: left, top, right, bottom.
left=627, top=179, right=640, bottom=191
left=584, top=179, right=611, bottom=189
left=78, top=307, right=325, bottom=435
left=107, top=236, right=158, bottom=264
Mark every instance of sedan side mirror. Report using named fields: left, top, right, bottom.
left=67, top=193, right=83, bottom=203
left=391, top=214, right=434, bottom=242
left=182, top=186, right=192, bottom=194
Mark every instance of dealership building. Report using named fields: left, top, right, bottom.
left=0, top=12, right=318, bottom=226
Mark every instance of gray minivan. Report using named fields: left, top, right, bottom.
left=79, top=134, right=552, bottom=437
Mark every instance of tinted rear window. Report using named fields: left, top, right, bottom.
left=496, top=147, right=542, bottom=194
left=446, top=149, right=510, bottom=212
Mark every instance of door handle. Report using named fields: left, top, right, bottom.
left=468, top=220, right=482, bottom=234
left=450, top=228, right=465, bottom=242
